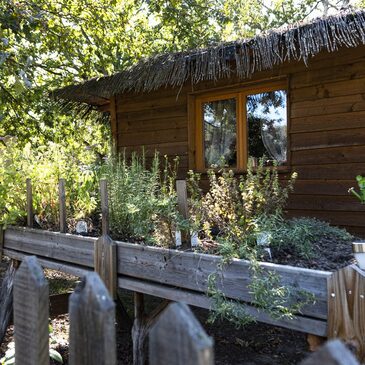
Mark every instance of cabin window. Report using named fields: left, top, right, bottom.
left=194, top=82, right=288, bottom=171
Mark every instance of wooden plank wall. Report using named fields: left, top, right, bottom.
left=114, top=45, right=365, bottom=236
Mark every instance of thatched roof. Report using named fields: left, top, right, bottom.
left=53, top=9, right=365, bottom=108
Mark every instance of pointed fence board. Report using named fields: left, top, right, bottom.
left=0, top=263, right=16, bottom=345
left=149, top=302, right=214, bottom=365
left=69, top=272, right=116, bottom=365
left=299, top=339, right=358, bottom=365
left=13, top=256, right=49, bottom=365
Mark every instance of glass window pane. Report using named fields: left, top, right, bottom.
left=203, top=98, right=237, bottom=168
left=247, top=90, right=287, bottom=166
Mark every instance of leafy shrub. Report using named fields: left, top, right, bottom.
left=188, top=158, right=297, bottom=259
left=270, top=217, right=353, bottom=259
left=101, top=151, right=184, bottom=246
left=0, top=136, right=101, bottom=228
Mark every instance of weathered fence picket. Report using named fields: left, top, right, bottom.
left=69, top=272, right=117, bottom=365
left=299, top=339, right=358, bottom=365
left=149, top=302, right=214, bottom=365
left=14, top=256, right=49, bottom=365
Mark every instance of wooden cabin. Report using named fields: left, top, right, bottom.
left=54, top=10, right=365, bottom=236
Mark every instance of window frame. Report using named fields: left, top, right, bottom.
left=191, top=79, right=289, bottom=172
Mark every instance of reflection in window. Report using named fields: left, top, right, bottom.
left=203, top=98, right=237, bottom=167
left=247, top=90, right=287, bottom=166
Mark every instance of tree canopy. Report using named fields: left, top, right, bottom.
left=0, top=0, right=361, bottom=144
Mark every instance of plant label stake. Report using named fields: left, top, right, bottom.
left=26, top=178, right=33, bottom=228
left=94, top=179, right=117, bottom=299
left=176, top=180, right=190, bottom=249
left=59, top=178, right=67, bottom=233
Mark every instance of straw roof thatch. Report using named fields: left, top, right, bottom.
left=53, top=9, right=365, bottom=108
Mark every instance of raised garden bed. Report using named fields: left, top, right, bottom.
left=2, top=226, right=331, bottom=336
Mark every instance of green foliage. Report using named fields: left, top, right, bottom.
left=101, top=151, right=185, bottom=245
left=188, top=158, right=297, bottom=254
left=0, top=136, right=101, bottom=228
left=349, top=175, right=365, bottom=204
left=270, top=217, right=353, bottom=260
left=1, top=0, right=357, bottom=144
left=188, top=159, right=319, bottom=327
left=0, top=329, right=63, bottom=364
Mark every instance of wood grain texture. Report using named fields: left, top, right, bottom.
left=69, top=272, right=116, bottom=365
left=26, top=178, right=33, bottom=228
left=14, top=256, right=49, bottom=365
left=176, top=180, right=190, bottom=249
left=58, top=179, right=67, bottom=233
left=327, top=265, right=365, bottom=362
left=3, top=227, right=330, bottom=320
left=149, top=302, right=214, bottom=365
left=118, top=276, right=328, bottom=336
left=299, top=339, right=358, bottom=365
left=94, top=180, right=117, bottom=299
left=0, top=263, right=16, bottom=344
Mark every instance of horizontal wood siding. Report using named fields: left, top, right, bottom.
left=116, top=87, right=189, bottom=178
left=115, top=44, right=365, bottom=235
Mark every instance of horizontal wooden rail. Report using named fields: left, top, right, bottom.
left=3, top=226, right=331, bottom=336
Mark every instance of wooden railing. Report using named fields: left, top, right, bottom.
left=7, top=256, right=359, bottom=365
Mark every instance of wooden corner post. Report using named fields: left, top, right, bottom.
left=328, top=264, right=365, bottom=362
left=94, top=179, right=117, bottom=299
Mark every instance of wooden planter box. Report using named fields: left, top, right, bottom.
left=1, top=226, right=331, bottom=336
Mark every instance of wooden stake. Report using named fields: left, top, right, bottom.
left=59, top=178, right=67, bottom=233
left=69, top=272, right=116, bottom=365
left=94, top=179, right=117, bottom=299
left=13, top=256, right=49, bottom=365
left=26, top=178, right=33, bottom=228
left=176, top=180, right=190, bottom=249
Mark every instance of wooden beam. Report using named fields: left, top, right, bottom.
left=3, top=226, right=330, bottom=320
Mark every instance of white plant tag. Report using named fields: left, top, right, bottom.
left=264, top=247, right=272, bottom=260
left=191, top=232, right=200, bottom=247
left=175, top=230, right=182, bottom=246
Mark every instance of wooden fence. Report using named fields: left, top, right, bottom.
left=1, top=178, right=365, bottom=364
left=7, top=256, right=359, bottom=365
